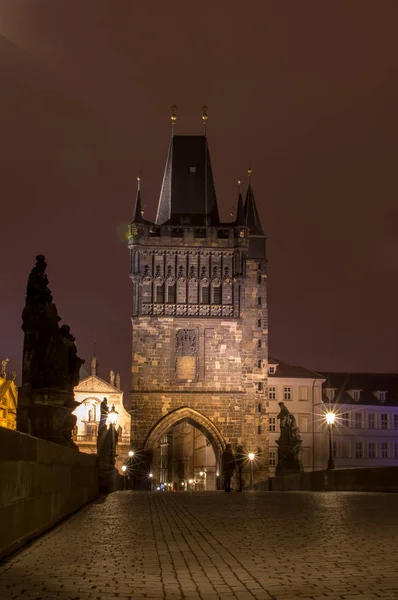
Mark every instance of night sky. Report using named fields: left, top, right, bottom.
left=1, top=1, right=398, bottom=394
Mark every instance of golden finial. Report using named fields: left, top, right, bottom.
left=248, top=167, right=253, bottom=178
left=238, top=179, right=241, bottom=191
left=137, top=176, right=141, bottom=190
left=171, top=105, right=177, bottom=122
left=202, top=105, right=208, bottom=134
left=141, top=210, right=144, bottom=218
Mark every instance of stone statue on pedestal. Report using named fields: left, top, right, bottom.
left=17, top=255, right=85, bottom=448
left=275, top=402, right=303, bottom=476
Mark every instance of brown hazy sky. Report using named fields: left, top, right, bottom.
left=1, top=1, right=398, bottom=391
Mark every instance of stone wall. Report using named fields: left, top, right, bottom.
left=271, top=466, right=398, bottom=492
left=0, top=426, right=99, bottom=560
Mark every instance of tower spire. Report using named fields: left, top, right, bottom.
left=235, top=179, right=245, bottom=226
left=132, top=176, right=145, bottom=223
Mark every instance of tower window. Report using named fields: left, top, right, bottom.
left=257, top=425, right=262, bottom=435
left=258, top=402, right=262, bottom=413
left=201, top=286, right=209, bottom=305
left=258, top=382, right=263, bottom=392
left=258, top=297, right=262, bottom=306
left=258, top=263, right=262, bottom=270
left=257, top=319, right=262, bottom=328
left=213, top=286, right=221, bottom=304
left=217, top=229, right=229, bottom=239
left=156, top=285, right=164, bottom=304
left=257, top=339, right=262, bottom=348
left=258, top=360, right=262, bottom=368
left=257, top=275, right=261, bottom=284
left=167, top=285, right=176, bottom=304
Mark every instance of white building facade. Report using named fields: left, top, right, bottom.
left=73, top=356, right=131, bottom=473
left=268, top=360, right=398, bottom=474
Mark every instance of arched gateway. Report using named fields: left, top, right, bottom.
left=128, top=124, right=269, bottom=489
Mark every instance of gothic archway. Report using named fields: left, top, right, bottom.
left=144, top=407, right=225, bottom=490
left=144, top=406, right=226, bottom=454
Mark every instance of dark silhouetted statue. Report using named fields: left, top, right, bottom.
left=17, top=255, right=84, bottom=448
left=275, top=402, right=303, bottom=476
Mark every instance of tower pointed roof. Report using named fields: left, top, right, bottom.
left=156, top=135, right=220, bottom=226
left=132, top=178, right=145, bottom=223
left=244, top=180, right=266, bottom=259
left=244, top=183, right=264, bottom=235
left=235, top=183, right=245, bottom=226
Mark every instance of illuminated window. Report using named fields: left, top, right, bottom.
left=269, top=451, right=276, bottom=466
left=284, top=387, right=292, bottom=401
left=381, top=442, right=389, bottom=459
left=368, top=442, right=376, bottom=459
left=354, top=412, right=363, bottom=429
left=355, top=441, right=363, bottom=458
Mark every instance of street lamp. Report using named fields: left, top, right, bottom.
left=128, top=450, right=134, bottom=458
left=108, top=405, right=118, bottom=426
left=248, top=452, right=255, bottom=490
left=121, top=465, right=127, bottom=473
left=325, top=411, right=335, bottom=470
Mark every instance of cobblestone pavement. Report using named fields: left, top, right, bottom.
left=1, top=491, right=397, bottom=600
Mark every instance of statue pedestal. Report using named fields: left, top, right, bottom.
left=17, top=387, right=79, bottom=450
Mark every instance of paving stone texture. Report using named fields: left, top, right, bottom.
left=1, top=491, right=397, bottom=600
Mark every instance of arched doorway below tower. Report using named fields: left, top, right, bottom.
left=153, top=420, right=218, bottom=491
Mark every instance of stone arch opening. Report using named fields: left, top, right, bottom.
left=144, top=407, right=226, bottom=491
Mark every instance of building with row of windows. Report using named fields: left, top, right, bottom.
left=267, top=358, right=398, bottom=475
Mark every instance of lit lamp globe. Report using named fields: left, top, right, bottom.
left=128, top=450, right=134, bottom=458
left=248, top=452, right=255, bottom=461
left=325, top=412, right=336, bottom=426
left=149, top=472, right=153, bottom=479
left=108, top=405, right=118, bottom=426
left=121, top=465, right=127, bottom=473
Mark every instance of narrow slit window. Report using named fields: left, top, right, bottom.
left=201, top=286, right=209, bottom=305
left=156, top=285, right=164, bottom=304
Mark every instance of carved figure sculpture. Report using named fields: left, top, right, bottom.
left=275, top=401, right=303, bottom=475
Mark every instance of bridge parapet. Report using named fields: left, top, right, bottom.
left=0, top=426, right=99, bottom=560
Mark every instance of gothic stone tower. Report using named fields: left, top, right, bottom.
left=128, top=131, right=268, bottom=488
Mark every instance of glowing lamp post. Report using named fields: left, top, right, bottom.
left=325, top=412, right=335, bottom=470
left=248, top=452, right=255, bottom=490
left=108, top=405, right=118, bottom=427
left=128, top=450, right=134, bottom=458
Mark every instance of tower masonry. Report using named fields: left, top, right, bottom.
left=128, top=128, right=269, bottom=488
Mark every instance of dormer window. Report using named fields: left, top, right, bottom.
left=377, top=391, right=387, bottom=403
left=268, top=366, right=276, bottom=375
left=351, top=390, right=361, bottom=402
left=326, top=388, right=335, bottom=402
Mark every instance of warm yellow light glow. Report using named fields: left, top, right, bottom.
left=121, top=465, right=127, bottom=472
left=149, top=472, right=153, bottom=478
left=216, top=471, right=220, bottom=477
left=188, top=479, right=193, bottom=484
left=248, top=452, right=255, bottom=461
left=128, top=450, right=134, bottom=457
left=325, top=412, right=336, bottom=425
left=199, top=471, right=204, bottom=476
left=108, top=405, right=118, bottom=426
